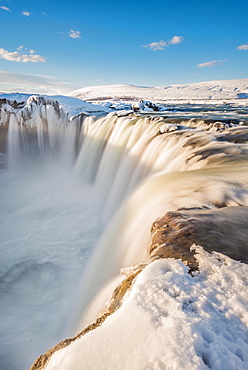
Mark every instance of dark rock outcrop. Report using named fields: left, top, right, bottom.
left=0, top=98, right=25, bottom=109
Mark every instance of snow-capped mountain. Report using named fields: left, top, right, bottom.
left=69, top=79, right=248, bottom=102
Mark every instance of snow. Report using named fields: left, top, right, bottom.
left=69, top=79, right=248, bottom=102
left=44, top=246, right=248, bottom=370
left=0, top=93, right=109, bottom=118
left=0, top=92, right=32, bottom=103
left=50, top=95, right=109, bottom=116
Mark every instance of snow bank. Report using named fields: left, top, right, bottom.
left=44, top=246, right=248, bottom=370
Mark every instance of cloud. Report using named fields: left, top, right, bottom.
left=22, top=11, right=32, bottom=16
left=142, top=40, right=168, bottom=51
left=0, top=48, right=45, bottom=63
left=0, top=70, right=78, bottom=95
left=17, top=46, right=36, bottom=54
left=0, top=6, right=11, bottom=11
left=141, top=35, right=184, bottom=51
left=197, top=60, right=227, bottom=68
left=169, top=36, right=184, bottom=45
left=69, top=30, right=81, bottom=39
left=237, top=44, right=248, bottom=50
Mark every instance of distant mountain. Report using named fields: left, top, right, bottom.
left=69, top=79, right=248, bottom=102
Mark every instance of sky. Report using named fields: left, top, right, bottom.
left=0, top=0, right=247, bottom=95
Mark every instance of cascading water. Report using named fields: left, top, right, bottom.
left=7, top=113, right=21, bottom=169
left=0, top=98, right=248, bottom=370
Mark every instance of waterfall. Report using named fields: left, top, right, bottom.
left=7, top=113, right=21, bottom=169
left=1, top=101, right=248, bottom=370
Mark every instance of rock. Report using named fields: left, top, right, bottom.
left=149, top=206, right=248, bottom=269
left=132, top=100, right=162, bottom=112
left=0, top=98, right=25, bottom=109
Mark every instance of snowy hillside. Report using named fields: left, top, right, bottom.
left=69, top=79, right=248, bottom=102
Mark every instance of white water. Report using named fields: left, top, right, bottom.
left=7, top=114, right=21, bottom=169
left=1, top=102, right=248, bottom=370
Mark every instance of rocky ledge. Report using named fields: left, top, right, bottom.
left=150, top=206, right=248, bottom=269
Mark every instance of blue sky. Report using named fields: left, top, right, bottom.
left=0, top=0, right=247, bottom=94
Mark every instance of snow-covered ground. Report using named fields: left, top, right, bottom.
left=69, top=78, right=248, bottom=102
left=44, top=246, right=248, bottom=370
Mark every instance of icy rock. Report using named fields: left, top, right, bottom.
left=116, top=110, right=134, bottom=117
left=158, top=123, right=188, bottom=133
left=208, top=121, right=233, bottom=131
left=132, top=100, right=161, bottom=112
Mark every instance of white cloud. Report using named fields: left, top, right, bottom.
left=0, top=6, right=11, bottom=11
left=0, top=48, right=45, bottom=63
left=0, top=70, right=78, bottom=95
left=237, top=44, right=248, bottom=50
left=141, top=35, right=184, bottom=51
left=17, top=46, right=36, bottom=55
left=197, top=60, right=227, bottom=68
left=169, top=36, right=184, bottom=45
left=69, top=30, right=81, bottom=39
left=142, top=40, right=168, bottom=51
left=22, top=11, right=32, bottom=16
